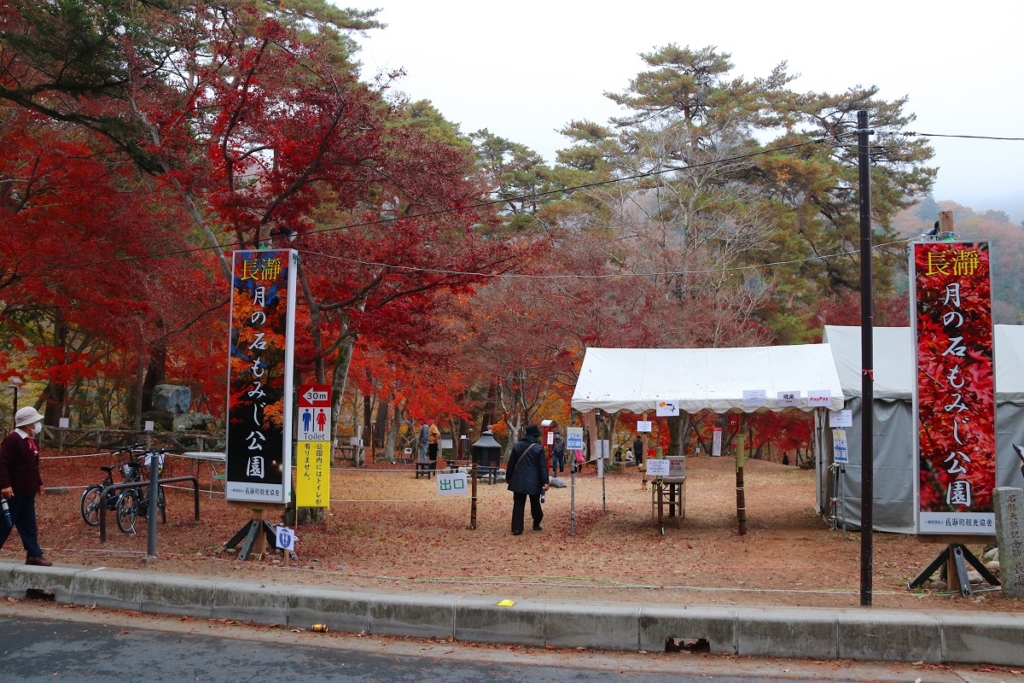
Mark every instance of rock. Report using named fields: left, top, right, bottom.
left=172, top=412, right=217, bottom=431
left=967, top=569, right=983, bottom=583
left=930, top=580, right=947, bottom=591
left=152, top=384, right=191, bottom=414
left=986, top=560, right=1000, bottom=576
left=983, top=547, right=999, bottom=563
left=550, top=477, right=568, bottom=488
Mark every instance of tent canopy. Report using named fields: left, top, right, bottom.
left=571, top=345, right=845, bottom=414
left=824, top=325, right=1024, bottom=403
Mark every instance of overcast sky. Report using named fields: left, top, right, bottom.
left=344, top=1, right=1024, bottom=221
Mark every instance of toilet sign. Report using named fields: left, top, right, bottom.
left=298, top=384, right=332, bottom=441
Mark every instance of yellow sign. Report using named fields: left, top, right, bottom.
left=296, top=441, right=330, bottom=508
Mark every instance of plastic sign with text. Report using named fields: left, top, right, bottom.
left=296, top=440, right=330, bottom=508
left=225, top=250, right=297, bottom=505
left=636, top=421, right=652, bottom=433
left=656, top=400, right=680, bottom=417
left=911, top=240, right=995, bottom=535
left=777, top=391, right=801, bottom=407
left=437, top=472, right=469, bottom=496
left=807, top=390, right=832, bottom=407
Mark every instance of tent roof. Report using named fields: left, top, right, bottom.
left=823, top=325, right=1024, bottom=403
left=571, top=345, right=845, bottom=414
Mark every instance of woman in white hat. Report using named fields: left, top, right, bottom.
left=0, top=407, right=52, bottom=566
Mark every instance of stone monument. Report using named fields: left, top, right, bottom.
left=993, top=486, right=1024, bottom=598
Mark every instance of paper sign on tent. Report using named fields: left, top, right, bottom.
left=656, top=400, right=679, bottom=417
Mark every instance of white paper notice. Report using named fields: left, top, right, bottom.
left=656, top=400, right=680, bottom=417
left=742, top=390, right=767, bottom=408
left=829, top=410, right=853, bottom=427
left=637, top=421, right=653, bottom=433
left=645, top=459, right=671, bottom=477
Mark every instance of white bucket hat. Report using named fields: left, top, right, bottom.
left=14, top=407, right=44, bottom=428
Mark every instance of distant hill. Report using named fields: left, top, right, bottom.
left=894, top=199, right=1024, bottom=324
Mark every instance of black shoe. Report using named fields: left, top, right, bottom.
left=533, top=525, right=543, bottom=531
left=512, top=531, right=522, bottom=536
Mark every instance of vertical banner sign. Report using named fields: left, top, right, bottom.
left=712, top=427, right=723, bottom=457
left=912, top=241, right=995, bottom=535
left=297, top=384, right=332, bottom=508
left=832, top=429, right=849, bottom=464
left=226, top=250, right=297, bottom=505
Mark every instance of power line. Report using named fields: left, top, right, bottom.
left=907, top=132, right=1024, bottom=141
left=300, top=237, right=914, bottom=281
left=10, top=138, right=828, bottom=278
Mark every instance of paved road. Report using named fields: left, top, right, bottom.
left=1, top=604, right=1021, bottom=683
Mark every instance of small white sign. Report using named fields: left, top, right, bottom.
left=437, top=472, right=469, bottom=496
left=637, top=421, right=653, bottom=433
left=144, top=420, right=154, bottom=432
left=59, top=417, right=70, bottom=428
left=742, top=390, right=767, bottom=408
left=547, top=431, right=554, bottom=445
left=299, top=407, right=331, bottom=441
left=646, top=459, right=671, bottom=477
left=403, top=447, right=413, bottom=455
left=440, top=438, right=454, bottom=450
left=712, top=427, right=722, bottom=457
left=275, top=525, right=296, bottom=552
left=777, top=391, right=801, bottom=407
left=566, top=427, right=584, bottom=450
left=829, top=410, right=853, bottom=427
left=807, top=390, right=832, bottom=407
left=832, top=429, right=849, bottom=464
left=656, top=400, right=680, bottom=417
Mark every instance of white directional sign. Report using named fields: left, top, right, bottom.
left=302, top=387, right=329, bottom=404
left=275, top=525, right=296, bottom=552
left=646, top=459, right=671, bottom=477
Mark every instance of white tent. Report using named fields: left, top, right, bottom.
left=572, top=345, right=845, bottom=414
left=822, top=325, right=1024, bottom=534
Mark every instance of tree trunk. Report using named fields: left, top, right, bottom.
left=141, top=340, right=167, bottom=413
left=373, top=398, right=389, bottom=448
left=385, top=400, right=404, bottom=462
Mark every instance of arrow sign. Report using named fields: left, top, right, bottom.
left=299, top=384, right=331, bottom=408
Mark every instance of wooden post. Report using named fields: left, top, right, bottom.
left=736, top=427, right=747, bottom=536
left=939, top=210, right=955, bottom=235
left=470, top=463, right=478, bottom=530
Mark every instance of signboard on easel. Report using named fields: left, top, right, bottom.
left=225, top=250, right=297, bottom=505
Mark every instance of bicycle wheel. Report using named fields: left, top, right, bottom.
left=115, top=490, right=139, bottom=533
left=157, top=485, right=167, bottom=524
left=80, top=485, right=103, bottom=526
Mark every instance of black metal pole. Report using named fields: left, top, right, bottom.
left=147, top=452, right=159, bottom=557
left=856, top=109, right=874, bottom=607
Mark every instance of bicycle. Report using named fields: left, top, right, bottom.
left=115, top=449, right=168, bottom=533
left=80, top=443, right=146, bottom=526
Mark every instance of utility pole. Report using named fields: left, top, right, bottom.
left=856, top=109, right=875, bottom=607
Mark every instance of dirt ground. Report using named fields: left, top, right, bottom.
left=6, top=450, right=1022, bottom=612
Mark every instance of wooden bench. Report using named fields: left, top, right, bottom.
left=445, top=460, right=471, bottom=473
left=415, top=461, right=435, bottom=479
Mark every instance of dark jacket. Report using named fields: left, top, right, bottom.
left=506, top=435, right=548, bottom=496
left=0, top=430, right=43, bottom=496
left=633, top=437, right=644, bottom=463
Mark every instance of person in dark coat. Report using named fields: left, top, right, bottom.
left=633, top=435, right=644, bottom=465
left=506, top=424, right=549, bottom=535
left=550, top=432, right=566, bottom=475
left=0, top=407, right=52, bottom=566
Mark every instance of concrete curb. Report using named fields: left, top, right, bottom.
left=2, top=560, right=1023, bottom=666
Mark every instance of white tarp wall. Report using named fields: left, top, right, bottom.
left=822, top=325, right=1024, bottom=534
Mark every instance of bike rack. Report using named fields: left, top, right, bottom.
left=99, top=476, right=199, bottom=543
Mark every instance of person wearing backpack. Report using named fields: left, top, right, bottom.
left=550, top=431, right=566, bottom=475
left=506, top=424, right=549, bottom=535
